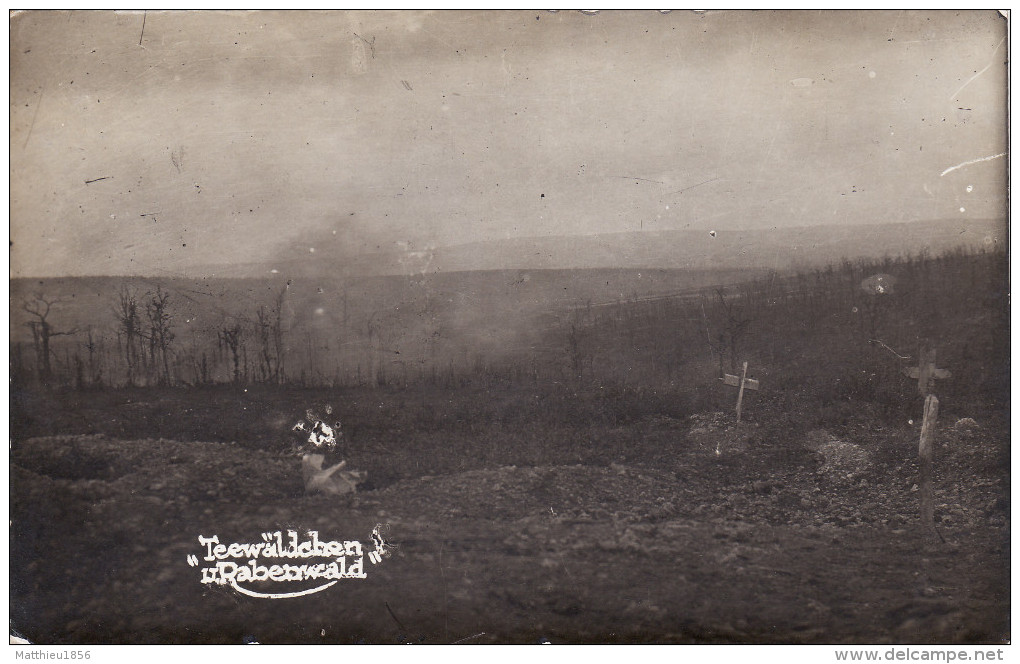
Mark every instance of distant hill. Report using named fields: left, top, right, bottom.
left=430, top=218, right=1004, bottom=273
left=193, top=218, right=1004, bottom=279
left=9, top=218, right=1004, bottom=385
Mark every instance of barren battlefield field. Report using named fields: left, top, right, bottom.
left=10, top=249, right=1010, bottom=644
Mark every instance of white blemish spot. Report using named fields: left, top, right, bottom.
left=868, top=71, right=876, bottom=79
left=959, top=207, right=966, bottom=213
left=908, top=419, right=914, bottom=425
left=790, top=77, right=813, bottom=87
left=315, top=307, right=325, bottom=315
left=270, top=269, right=279, bottom=274
left=665, top=205, right=669, bottom=210
left=309, top=247, right=316, bottom=253
left=966, top=185, right=973, bottom=193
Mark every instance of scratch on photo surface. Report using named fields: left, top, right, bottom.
left=384, top=601, right=407, bottom=634
left=452, top=632, right=486, bottom=644
left=22, top=89, right=43, bottom=151
left=667, top=176, right=721, bottom=196
left=352, top=32, right=376, bottom=58
left=939, top=153, right=1005, bottom=177
left=556, top=549, right=576, bottom=583
left=949, top=36, right=1005, bottom=101
left=609, top=175, right=664, bottom=184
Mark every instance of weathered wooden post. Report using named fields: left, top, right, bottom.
left=735, top=361, right=749, bottom=423
left=918, top=394, right=939, bottom=541
left=719, top=361, right=760, bottom=423
left=903, top=345, right=949, bottom=543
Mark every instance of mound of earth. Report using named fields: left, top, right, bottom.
left=684, top=412, right=759, bottom=455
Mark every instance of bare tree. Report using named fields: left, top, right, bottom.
left=364, top=310, right=403, bottom=388
left=566, top=302, right=594, bottom=380
left=714, top=288, right=752, bottom=374
left=10, top=341, right=28, bottom=387
left=218, top=321, right=244, bottom=384
left=273, top=286, right=287, bottom=383
left=22, top=293, right=77, bottom=385
left=366, top=312, right=381, bottom=387
left=255, top=285, right=288, bottom=384
left=82, top=326, right=103, bottom=387
left=145, top=286, right=175, bottom=386
left=414, top=278, right=442, bottom=382
left=255, top=305, right=273, bottom=383
left=114, top=287, right=142, bottom=386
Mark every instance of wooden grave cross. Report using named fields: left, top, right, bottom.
left=902, top=346, right=950, bottom=544
left=719, top=361, right=760, bottom=422
left=902, top=347, right=951, bottom=397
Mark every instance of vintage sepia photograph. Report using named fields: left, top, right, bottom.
left=9, top=10, right=1009, bottom=646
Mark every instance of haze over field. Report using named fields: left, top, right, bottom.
left=10, top=10, right=1008, bottom=279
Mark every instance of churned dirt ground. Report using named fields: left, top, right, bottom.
left=9, top=393, right=1010, bottom=644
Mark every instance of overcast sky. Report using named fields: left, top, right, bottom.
left=10, top=10, right=1008, bottom=277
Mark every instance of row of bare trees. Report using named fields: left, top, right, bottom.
left=15, top=284, right=292, bottom=390
left=215, top=291, right=287, bottom=386
left=13, top=279, right=436, bottom=390
left=14, top=277, right=515, bottom=392
left=112, top=286, right=174, bottom=386
left=13, top=245, right=1003, bottom=397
